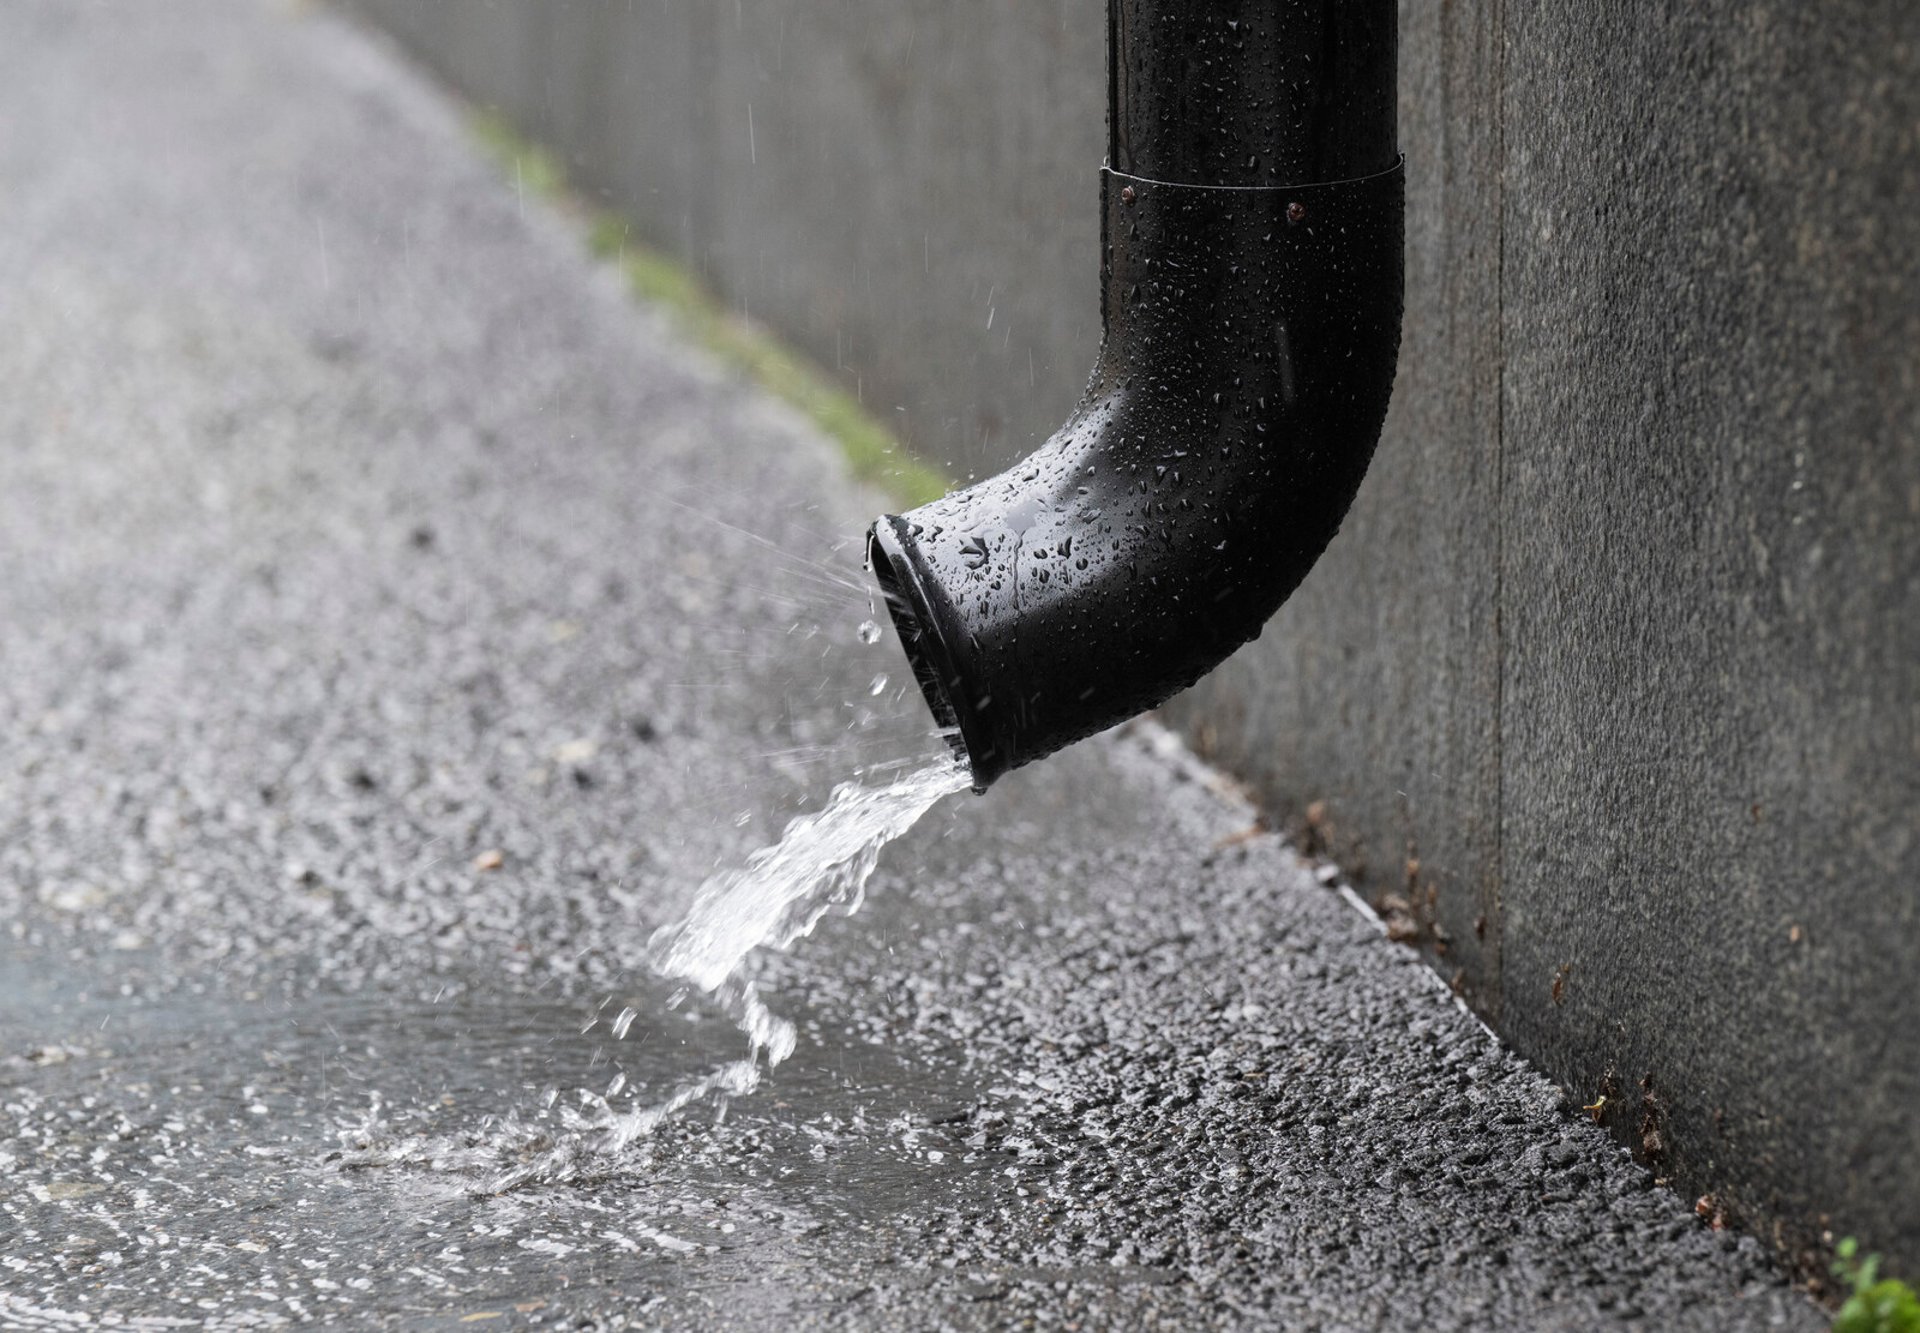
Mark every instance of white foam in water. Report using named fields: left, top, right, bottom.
left=655, top=756, right=964, bottom=984
left=477, top=749, right=967, bottom=1190
left=646, top=751, right=968, bottom=1057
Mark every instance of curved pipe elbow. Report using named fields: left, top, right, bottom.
left=870, top=160, right=1404, bottom=791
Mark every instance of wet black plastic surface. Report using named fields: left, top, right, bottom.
left=1108, top=0, right=1398, bottom=187
left=873, top=163, right=1403, bottom=789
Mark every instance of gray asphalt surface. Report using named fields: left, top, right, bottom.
left=0, top=3, right=1825, bottom=1329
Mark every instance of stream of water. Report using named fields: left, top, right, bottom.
left=647, top=751, right=970, bottom=1053
left=469, top=745, right=968, bottom=1189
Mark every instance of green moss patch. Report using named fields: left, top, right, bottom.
left=472, top=112, right=949, bottom=509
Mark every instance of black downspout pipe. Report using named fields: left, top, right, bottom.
left=869, top=0, right=1402, bottom=792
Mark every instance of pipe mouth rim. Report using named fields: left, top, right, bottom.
left=1100, top=153, right=1404, bottom=194
left=866, top=516, right=996, bottom=792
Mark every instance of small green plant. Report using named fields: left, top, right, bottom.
left=470, top=112, right=948, bottom=509
left=1833, top=1238, right=1920, bottom=1333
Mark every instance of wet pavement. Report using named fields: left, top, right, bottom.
left=0, top=3, right=1826, bottom=1328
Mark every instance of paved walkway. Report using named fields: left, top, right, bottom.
left=0, top=3, right=1821, bottom=1328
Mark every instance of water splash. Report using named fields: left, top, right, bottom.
left=646, top=751, right=969, bottom=1058
left=467, top=748, right=967, bottom=1190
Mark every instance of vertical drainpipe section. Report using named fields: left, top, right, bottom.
left=870, top=0, right=1403, bottom=792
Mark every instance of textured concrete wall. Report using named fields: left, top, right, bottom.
left=343, top=0, right=1919, bottom=1272
left=353, top=0, right=1102, bottom=481
left=1493, top=3, right=1920, bottom=1274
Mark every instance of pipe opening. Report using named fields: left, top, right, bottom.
left=866, top=521, right=975, bottom=780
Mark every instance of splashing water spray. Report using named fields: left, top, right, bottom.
left=486, top=0, right=1402, bottom=1187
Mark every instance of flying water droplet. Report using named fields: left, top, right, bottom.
left=610, top=1006, right=638, bottom=1040
left=868, top=672, right=889, bottom=696
left=857, top=619, right=882, bottom=645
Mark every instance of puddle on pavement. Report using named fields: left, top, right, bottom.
left=0, top=945, right=1029, bottom=1323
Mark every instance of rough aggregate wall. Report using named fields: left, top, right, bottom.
left=343, top=0, right=1918, bottom=1270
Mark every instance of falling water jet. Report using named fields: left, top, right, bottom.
left=480, top=743, right=966, bottom=1191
